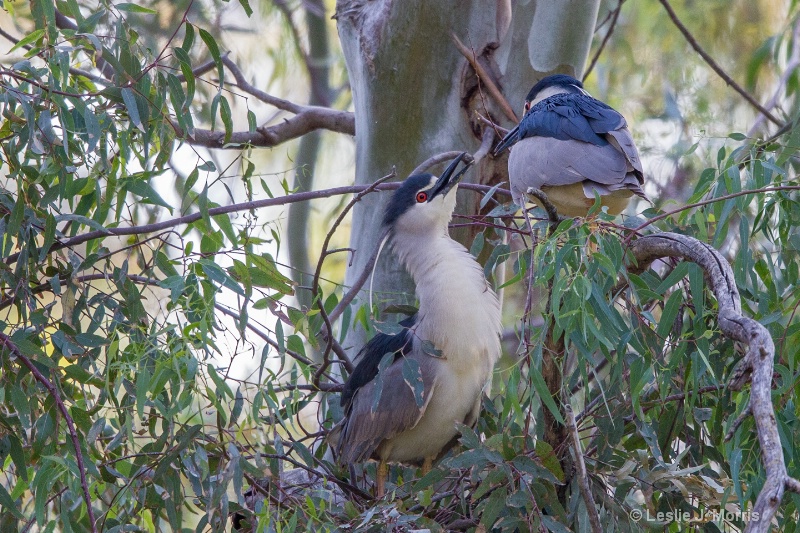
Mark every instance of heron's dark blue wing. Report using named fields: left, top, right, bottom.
left=340, top=315, right=416, bottom=409
left=518, top=93, right=626, bottom=147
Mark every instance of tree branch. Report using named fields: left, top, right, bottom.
left=0, top=333, right=98, bottom=533
left=311, top=171, right=397, bottom=381
left=180, top=105, right=354, bottom=149
left=583, top=0, right=625, bottom=80
left=451, top=33, right=518, bottom=123
left=6, top=182, right=509, bottom=267
left=566, top=406, right=601, bottom=533
left=628, top=232, right=798, bottom=532
left=658, top=0, right=782, bottom=126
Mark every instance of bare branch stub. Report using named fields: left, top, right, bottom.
left=628, top=232, right=799, bottom=532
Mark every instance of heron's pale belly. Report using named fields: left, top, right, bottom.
left=378, top=360, right=486, bottom=463
left=539, top=183, right=633, bottom=217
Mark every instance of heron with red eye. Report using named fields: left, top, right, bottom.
left=416, top=191, right=428, bottom=203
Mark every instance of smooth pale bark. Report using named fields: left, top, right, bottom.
left=335, top=0, right=600, bottom=344
left=287, top=0, right=332, bottom=313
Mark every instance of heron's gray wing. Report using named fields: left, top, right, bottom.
left=508, top=137, right=624, bottom=200
left=607, top=127, right=644, bottom=179
left=335, top=355, right=438, bottom=464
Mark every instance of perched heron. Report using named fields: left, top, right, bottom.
left=494, top=74, right=647, bottom=217
left=331, top=153, right=502, bottom=497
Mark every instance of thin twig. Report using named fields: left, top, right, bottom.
left=311, top=171, right=397, bottom=381
left=214, top=303, right=317, bottom=368
left=584, top=0, right=625, bottom=80
left=328, top=225, right=390, bottom=324
left=0, top=333, right=98, bottom=533
left=566, top=406, right=602, bottom=533
left=658, top=0, right=781, bottom=126
left=623, top=184, right=800, bottom=244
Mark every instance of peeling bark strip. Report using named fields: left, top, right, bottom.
left=628, top=232, right=800, bottom=532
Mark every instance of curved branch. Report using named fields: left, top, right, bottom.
left=311, top=171, right=397, bottom=380
left=410, top=151, right=473, bottom=177
left=628, top=232, right=797, bottom=532
left=657, top=0, right=781, bottom=126
left=181, top=105, right=354, bottom=149
left=172, top=55, right=356, bottom=150
left=0, top=333, right=98, bottom=533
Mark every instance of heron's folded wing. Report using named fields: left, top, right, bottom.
left=335, top=357, right=438, bottom=464
left=521, top=93, right=626, bottom=146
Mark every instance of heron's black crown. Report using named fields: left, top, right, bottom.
left=526, top=74, right=584, bottom=103
left=382, top=174, right=434, bottom=227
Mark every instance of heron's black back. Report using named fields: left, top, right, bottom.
left=340, top=315, right=417, bottom=409
left=518, top=93, right=624, bottom=146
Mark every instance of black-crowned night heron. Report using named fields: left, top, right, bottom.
left=494, top=74, right=647, bottom=217
left=331, top=153, right=502, bottom=497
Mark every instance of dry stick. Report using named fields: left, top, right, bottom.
left=565, top=406, right=602, bottom=533
left=310, top=171, right=398, bottom=382
left=0, top=333, right=98, bottom=533
left=472, top=126, right=497, bottom=166
left=658, top=0, right=781, bottom=126
left=451, top=33, right=518, bottom=123
left=213, top=302, right=317, bottom=368
left=475, top=112, right=510, bottom=135
left=410, top=151, right=471, bottom=177
left=583, top=0, right=625, bottom=80
left=628, top=232, right=799, bottom=532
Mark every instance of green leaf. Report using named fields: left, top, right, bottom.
left=8, top=28, right=44, bottom=54
left=480, top=487, right=507, bottom=529
left=247, top=109, right=257, bottom=133
left=401, top=357, right=425, bottom=408
left=126, top=180, right=172, bottom=210
left=220, top=95, right=233, bottom=144
left=656, top=290, right=683, bottom=345
left=0, top=483, right=24, bottom=520
left=238, top=0, right=254, bottom=16
left=199, top=258, right=245, bottom=295
left=7, top=194, right=25, bottom=238
left=121, top=87, right=144, bottom=132
left=116, top=2, right=157, bottom=13
left=529, top=365, right=564, bottom=425
left=198, top=28, right=224, bottom=85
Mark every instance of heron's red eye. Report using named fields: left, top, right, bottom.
left=524, top=102, right=531, bottom=113
left=416, top=191, right=428, bottom=203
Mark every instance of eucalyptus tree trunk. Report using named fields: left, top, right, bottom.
left=335, top=2, right=599, bottom=345
left=287, top=0, right=333, bottom=314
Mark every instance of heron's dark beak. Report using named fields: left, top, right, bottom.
left=492, top=125, right=520, bottom=156
left=429, top=152, right=471, bottom=200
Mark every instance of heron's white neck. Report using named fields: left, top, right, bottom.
left=389, top=230, right=502, bottom=372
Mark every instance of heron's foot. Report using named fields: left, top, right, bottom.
left=525, top=187, right=561, bottom=222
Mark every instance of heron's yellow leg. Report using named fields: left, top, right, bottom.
left=421, top=457, right=433, bottom=476
left=376, top=460, right=388, bottom=498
